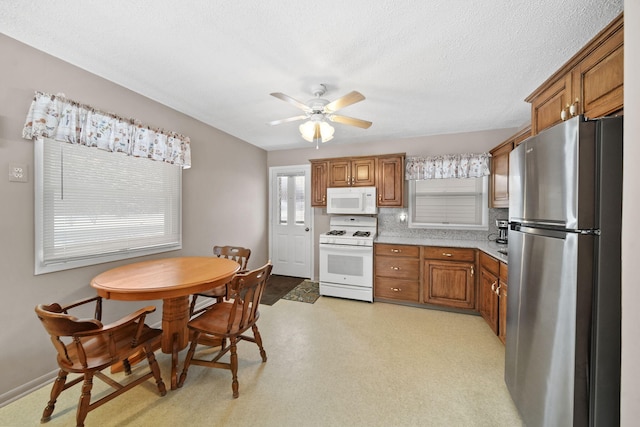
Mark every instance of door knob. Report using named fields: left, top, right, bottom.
left=305, top=227, right=310, bottom=232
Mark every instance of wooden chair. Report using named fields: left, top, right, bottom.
left=189, top=245, right=251, bottom=317
left=35, top=296, right=166, bottom=427
left=178, top=262, right=273, bottom=398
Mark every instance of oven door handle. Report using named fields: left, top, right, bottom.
left=319, top=243, right=373, bottom=252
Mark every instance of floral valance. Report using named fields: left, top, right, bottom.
left=22, top=91, right=191, bottom=169
left=405, top=153, right=490, bottom=180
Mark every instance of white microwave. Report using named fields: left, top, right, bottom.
left=326, top=186, right=378, bottom=214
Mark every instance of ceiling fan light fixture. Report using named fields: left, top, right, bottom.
left=299, top=120, right=334, bottom=143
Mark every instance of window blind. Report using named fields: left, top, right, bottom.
left=409, top=177, right=487, bottom=229
left=35, top=138, right=182, bottom=274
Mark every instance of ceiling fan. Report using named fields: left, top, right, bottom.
left=268, top=84, right=372, bottom=147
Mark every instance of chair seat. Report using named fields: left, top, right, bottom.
left=194, top=286, right=226, bottom=298
left=189, top=302, right=260, bottom=337
left=60, top=324, right=162, bottom=372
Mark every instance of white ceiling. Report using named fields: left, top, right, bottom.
left=0, top=1, right=624, bottom=151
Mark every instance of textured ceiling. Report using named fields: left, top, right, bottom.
left=0, top=0, right=624, bottom=151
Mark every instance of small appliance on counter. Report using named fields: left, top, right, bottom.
left=496, top=219, right=508, bottom=244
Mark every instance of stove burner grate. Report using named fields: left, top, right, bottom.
left=326, top=230, right=346, bottom=236
left=353, top=231, right=371, bottom=237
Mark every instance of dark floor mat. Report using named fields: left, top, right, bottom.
left=261, top=275, right=305, bottom=305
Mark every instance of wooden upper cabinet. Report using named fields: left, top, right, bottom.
left=527, top=13, right=623, bottom=135
left=572, top=20, right=623, bottom=120
left=376, top=154, right=405, bottom=207
left=328, top=157, right=375, bottom=187
left=489, top=126, right=530, bottom=209
left=311, top=153, right=406, bottom=207
left=529, top=74, right=572, bottom=135
left=489, top=141, right=513, bottom=209
left=310, top=160, right=328, bottom=207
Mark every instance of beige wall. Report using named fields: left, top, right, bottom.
left=621, top=1, right=639, bottom=424
left=0, top=34, right=268, bottom=402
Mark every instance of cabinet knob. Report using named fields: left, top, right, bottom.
left=560, top=107, right=568, bottom=121
left=569, top=98, right=579, bottom=116
left=391, top=266, right=400, bottom=271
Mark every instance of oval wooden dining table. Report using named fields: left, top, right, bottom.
left=90, top=256, right=240, bottom=389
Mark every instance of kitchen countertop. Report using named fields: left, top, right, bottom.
left=375, top=235, right=509, bottom=263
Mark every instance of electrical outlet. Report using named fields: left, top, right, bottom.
left=9, top=163, right=28, bottom=183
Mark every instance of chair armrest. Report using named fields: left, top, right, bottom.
left=74, top=306, right=156, bottom=338
left=61, top=296, right=103, bottom=320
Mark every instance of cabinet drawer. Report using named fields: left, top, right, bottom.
left=499, top=262, right=508, bottom=283
left=375, top=277, right=419, bottom=302
left=375, top=257, right=419, bottom=280
left=375, top=243, right=419, bottom=258
left=423, top=247, right=475, bottom=262
left=479, top=252, right=499, bottom=276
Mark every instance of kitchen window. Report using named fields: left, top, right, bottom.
left=408, top=177, right=488, bottom=230
left=35, top=137, right=182, bottom=274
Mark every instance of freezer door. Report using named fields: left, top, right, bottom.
left=506, top=227, right=593, bottom=427
left=509, top=116, right=596, bottom=229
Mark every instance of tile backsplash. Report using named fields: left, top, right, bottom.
left=377, top=208, right=508, bottom=242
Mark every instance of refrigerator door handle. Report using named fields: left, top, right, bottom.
left=513, top=225, right=570, bottom=239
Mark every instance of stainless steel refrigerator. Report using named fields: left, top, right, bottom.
left=506, top=115, right=622, bottom=426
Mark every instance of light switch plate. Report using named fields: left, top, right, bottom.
left=9, top=163, right=28, bottom=183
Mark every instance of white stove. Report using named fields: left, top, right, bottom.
left=319, top=216, right=377, bottom=302
left=318, top=216, right=377, bottom=247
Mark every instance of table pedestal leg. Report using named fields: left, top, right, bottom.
left=161, top=296, right=190, bottom=390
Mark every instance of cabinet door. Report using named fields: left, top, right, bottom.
left=423, top=260, right=475, bottom=309
left=498, top=262, right=508, bottom=344
left=490, top=142, right=513, bottom=208
left=479, top=268, right=499, bottom=334
left=572, top=23, right=623, bottom=119
left=310, top=161, right=328, bottom=207
left=351, top=158, right=376, bottom=186
left=328, top=159, right=351, bottom=187
left=530, top=73, right=572, bottom=135
left=376, top=155, right=404, bottom=207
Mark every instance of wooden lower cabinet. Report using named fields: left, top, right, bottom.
left=423, top=259, right=475, bottom=309
left=498, top=263, right=508, bottom=344
left=374, top=244, right=420, bottom=303
left=375, top=244, right=481, bottom=312
left=479, top=252, right=500, bottom=334
left=478, top=251, right=508, bottom=343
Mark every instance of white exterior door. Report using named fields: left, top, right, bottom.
left=269, top=165, right=312, bottom=278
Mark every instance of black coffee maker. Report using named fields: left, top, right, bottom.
left=496, top=220, right=508, bottom=244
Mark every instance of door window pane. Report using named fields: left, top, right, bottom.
left=294, top=176, right=305, bottom=225
left=278, top=176, right=288, bottom=225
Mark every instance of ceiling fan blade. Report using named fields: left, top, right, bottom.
left=328, top=114, right=372, bottom=129
left=267, top=115, right=307, bottom=126
left=324, top=91, right=365, bottom=113
left=270, top=92, right=310, bottom=112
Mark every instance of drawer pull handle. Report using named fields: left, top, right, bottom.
left=391, top=266, right=400, bottom=270
left=491, top=281, right=498, bottom=292
left=390, top=287, right=402, bottom=292
left=390, top=249, right=401, bottom=253
left=442, top=252, right=452, bottom=257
